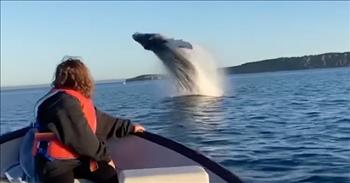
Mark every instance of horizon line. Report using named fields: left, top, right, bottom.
left=1, top=50, right=348, bottom=89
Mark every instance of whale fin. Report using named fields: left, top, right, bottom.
left=168, top=39, right=193, bottom=49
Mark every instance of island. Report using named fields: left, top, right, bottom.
left=125, top=74, right=167, bottom=82
left=124, top=52, right=349, bottom=83
left=224, top=52, right=349, bottom=74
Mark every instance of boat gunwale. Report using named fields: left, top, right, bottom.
left=135, top=132, right=242, bottom=183
left=0, top=126, right=31, bottom=144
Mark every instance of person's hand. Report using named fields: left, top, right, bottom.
left=133, top=124, right=145, bottom=133
left=108, top=160, right=116, bottom=169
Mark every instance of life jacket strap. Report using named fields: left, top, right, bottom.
left=32, top=132, right=56, bottom=161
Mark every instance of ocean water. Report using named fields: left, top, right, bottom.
left=1, top=68, right=350, bottom=183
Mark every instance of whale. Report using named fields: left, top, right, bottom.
left=132, top=32, right=197, bottom=92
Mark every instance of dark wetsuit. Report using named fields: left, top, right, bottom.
left=35, top=91, right=134, bottom=183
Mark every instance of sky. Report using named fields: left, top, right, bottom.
left=1, top=1, right=349, bottom=87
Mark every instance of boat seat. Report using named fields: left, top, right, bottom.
left=74, top=179, right=94, bottom=183
left=118, top=165, right=209, bottom=183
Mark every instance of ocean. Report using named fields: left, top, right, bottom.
left=1, top=68, right=349, bottom=182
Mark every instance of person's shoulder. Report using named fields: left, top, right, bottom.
left=39, top=91, right=79, bottom=111
left=55, top=91, right=81, bottom=108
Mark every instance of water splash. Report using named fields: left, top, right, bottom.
left=167, top=44, right=224, bottom=97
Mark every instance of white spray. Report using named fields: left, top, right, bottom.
left=167, top=44, right=224, bottom=97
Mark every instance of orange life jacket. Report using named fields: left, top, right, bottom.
left=38, top=89, right=97, bottom=160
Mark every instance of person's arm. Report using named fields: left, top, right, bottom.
left=38, top=93, right=111, bottom=162
left=95, top=108, right=144, bottom=140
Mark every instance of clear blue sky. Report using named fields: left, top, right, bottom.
left=1, top=1, right=349, bottom=87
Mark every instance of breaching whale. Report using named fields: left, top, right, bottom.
left=132, top=32, right=198, bottom=92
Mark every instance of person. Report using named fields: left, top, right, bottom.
left=34, top=57, right=145, bottom=183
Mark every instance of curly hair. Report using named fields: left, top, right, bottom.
left=52, top=58, right=94, bottom=98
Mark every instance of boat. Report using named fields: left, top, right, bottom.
left=0, top=126, right=242, bottom=183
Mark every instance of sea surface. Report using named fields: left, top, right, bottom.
left=1, top=68, right=350, bottom=183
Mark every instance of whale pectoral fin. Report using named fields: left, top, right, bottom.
left=170, top=39, right=193, bottom=49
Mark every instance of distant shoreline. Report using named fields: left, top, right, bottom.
left=224, top=51, right=349, bottom=74
left=1, top=51, right=348, bottom=90
left=125, top=51, right=349, bottom=82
